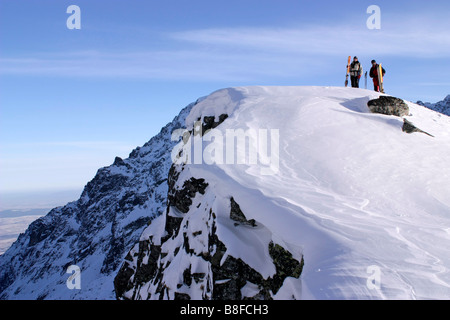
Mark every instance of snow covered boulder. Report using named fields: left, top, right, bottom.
left=367, top=96, right=410, bottom=117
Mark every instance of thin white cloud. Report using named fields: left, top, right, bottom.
left=0, top=51, right=248, bottom=81
left=170, top=22, right=450, bottom=58
left=0, top=49, right=324, bottom=81
left=1, top=15, right=448, bottom=81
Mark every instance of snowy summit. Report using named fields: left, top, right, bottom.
left=1, top=86, right=450, bottom=300
left=115, top=86, right=450, bottom=300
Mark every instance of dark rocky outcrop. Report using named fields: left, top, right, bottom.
left=402, top=119, right=434, bottom=137
left=368, top=96, right=410, bottom=117
left=114, top=172, right=304, bottom=300
left=368, top=96, right=434, bottom=137
left=114, top=236, right=162, bottom=299
left=168, top=177, right=208, bottom=214
left=201, top=114, right=229, bottom=135
left=113, top=106, right=304, bottom=300
left=230, top=197, right=256, bottom=227
left=268, top=242, right=304, bottom=294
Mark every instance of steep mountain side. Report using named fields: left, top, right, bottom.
left=417, top=95, right=450, bottom=116
left=0, top=101, right=195, bottom=300
left=114, top=117, right=304, bottom=300
left=116, top=86, right=450, bottom=300
left=115, top=163, right=304, bottom=300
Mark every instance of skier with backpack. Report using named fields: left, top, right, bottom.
left=349, top=56, right=363, bottom=88
left=369, top=59, right=386, bottom=92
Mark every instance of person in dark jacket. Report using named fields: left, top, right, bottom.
left=349, top=56, right=363, bottom=88
left=369, top=59, right=386, bottom=92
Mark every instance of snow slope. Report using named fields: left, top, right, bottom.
left=133, top=86, right=450, bottom=300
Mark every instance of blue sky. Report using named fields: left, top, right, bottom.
left=0, top=0, right=449, bottom=209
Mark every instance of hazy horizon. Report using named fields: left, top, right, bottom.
left=0, top=188, right=82, bottom=211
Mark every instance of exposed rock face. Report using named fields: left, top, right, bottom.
left=230, top=197, right=256, bottom=227
left=201, top=114, right=229, bottom=134
left=114, top=164, right=304, bottom=300
left=368, top=96, right=410, bottom=117
left=114, top=115, right=304, bottom=300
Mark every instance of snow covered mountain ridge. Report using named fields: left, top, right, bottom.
left=1, top=86, right=450, bottom=300
left=417, top=95, right=450, bottom=116
left=115, top=86, right=450, bottom=300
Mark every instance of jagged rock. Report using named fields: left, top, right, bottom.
left=113, top=261, right=135, bottom=299
left=212, top=255, right=267, bottom=300
left=168, top=177, right=208, bottom=214
left=268, top=242, right=304, bottom=294
left=402, top=119, right=434, bottom=137
left=230, top=197, right=256, bottom=227
left=113, top=156, right=126, bottom=167
left=114, top=177, right=304, bottom=300
left=201, top=114, right=229, bottom=134
left=368, top=96, right=410, bottom=117
left=367, top=97, right=434, bottom=137
left=114, top=236, right=163, bottom=300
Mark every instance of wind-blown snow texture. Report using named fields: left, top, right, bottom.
left=2, top=86, right=450, bottom=300
left=118, top=86, right=450, bottom=300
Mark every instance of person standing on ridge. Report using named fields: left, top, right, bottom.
left=349, top=56, right=363, bottom=88
left=369, top=59, right=386, bottom=92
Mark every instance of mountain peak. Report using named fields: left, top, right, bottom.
left=0, top=101, right=195, bottom=299
left=2, top=86, right=450, bottom=300
left=115, top=86, right=450, bottom=300
left=416, top=94, right=450, bottom=116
